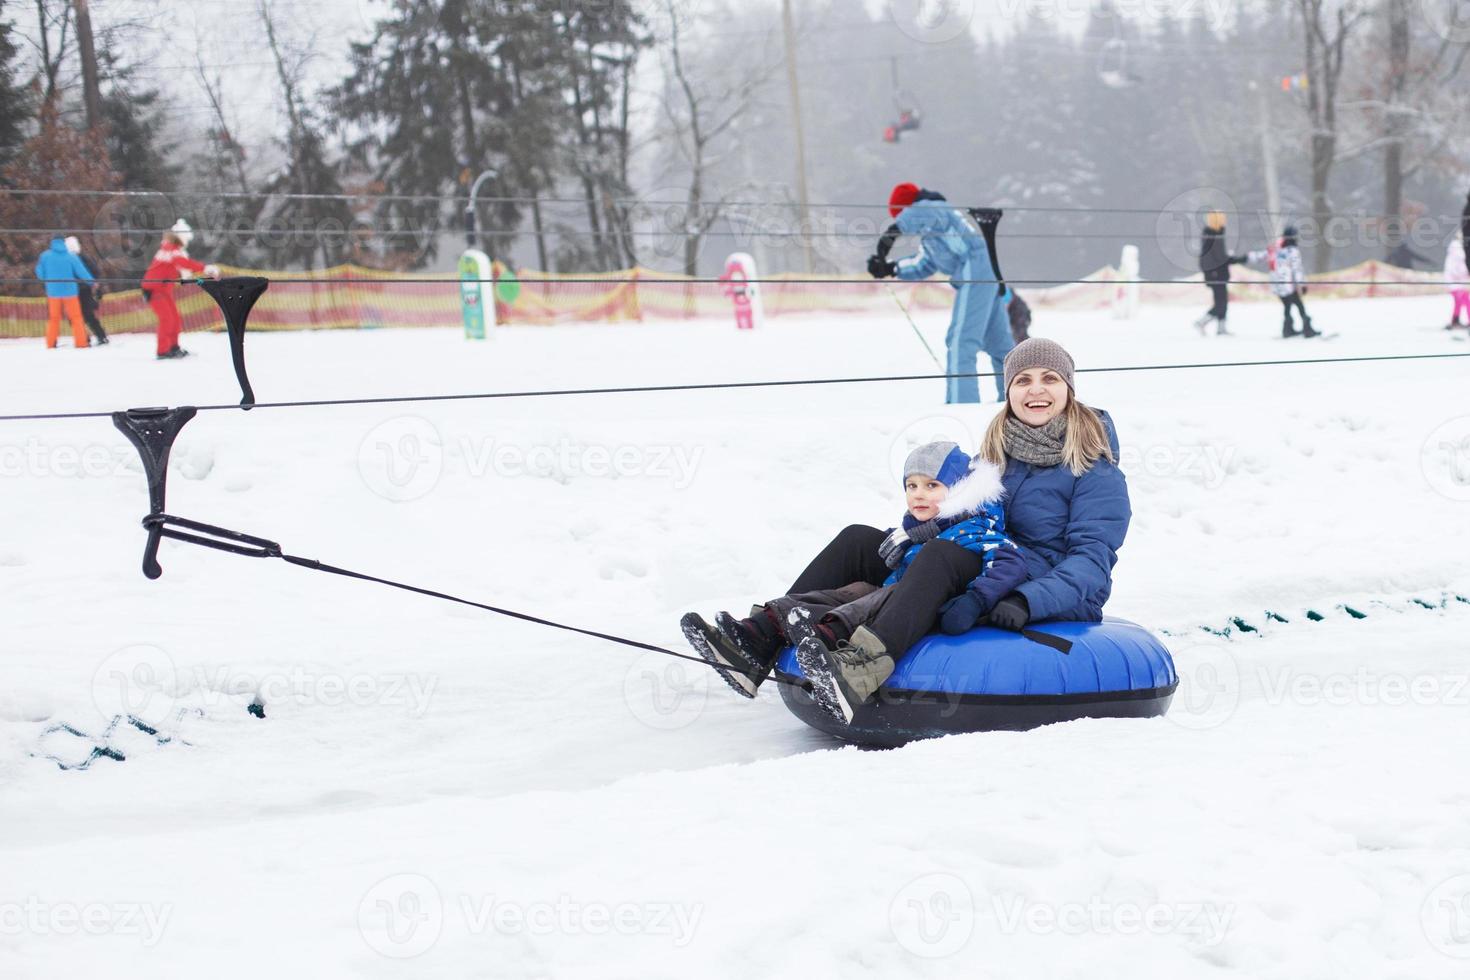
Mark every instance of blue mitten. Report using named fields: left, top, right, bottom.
left=939, top=593, right=984, bottom=635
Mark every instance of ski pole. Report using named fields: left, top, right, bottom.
left=884, top=282, right=943, bottom=370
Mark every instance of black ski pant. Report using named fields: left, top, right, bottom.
left=1206, top=283, right=1229, bottom=320
left=78, top=286, right=107, bottom=343
left=786, top=524, right=983, bottom=656
left=1279, top=292, right=1310, bottom=331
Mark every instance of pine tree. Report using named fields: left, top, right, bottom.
left=0, top=0, right=31, bottom=170
left=333, top=0, right=645, bottom=270
left=98, top=52, right=181, bottom=191
left=333, top=0, right=501, bottom=268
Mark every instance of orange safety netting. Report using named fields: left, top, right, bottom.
left=0, top=260, right=1448, bottom=340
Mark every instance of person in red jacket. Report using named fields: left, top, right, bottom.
left=143, top=219, right=219, bottom=359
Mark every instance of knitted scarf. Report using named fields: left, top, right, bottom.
left=1004, top=414, right=1068, bottom=468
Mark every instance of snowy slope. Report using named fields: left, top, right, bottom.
left=2, top=295, right=1468, bottom=977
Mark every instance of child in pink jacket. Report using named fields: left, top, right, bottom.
left=1446, top=233, right=1469, bottom=331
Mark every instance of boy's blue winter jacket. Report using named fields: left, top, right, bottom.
left=884, top=458, right=1028, bottom=617
left=34, top=239, right=94, bottom=299
left=1002, top=410, right=1131, bottom=623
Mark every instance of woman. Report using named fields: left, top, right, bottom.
left=144, top=219, right=219, bottom=360
left=681, top=337, right=1131, bottom=707
left=1193, top=210, right=1247, bottom=337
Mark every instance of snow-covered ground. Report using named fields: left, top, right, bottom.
left=2, top=295, right=1469, bottom=978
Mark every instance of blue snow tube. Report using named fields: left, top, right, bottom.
left=775, top=617, right=1177, bottom=747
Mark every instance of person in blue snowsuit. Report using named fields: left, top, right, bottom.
left=868, top=183, right=1015, bottom=403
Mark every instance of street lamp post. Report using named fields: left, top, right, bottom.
left=464, top=168, right=499, bottom=250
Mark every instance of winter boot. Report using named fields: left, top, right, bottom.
left=788, top=608, right=894, bottom=724
left=1192, top=311, right=1213, bottom=336
left=1214, top=317, right=1232, bottom=336
left=1302, top=322, right=1320, bottom=339
left=680, top=612, right=770, bottom=699
left=717, top=608, right=782, bottom=669
left=1282, top=315, right=1300, bottom=338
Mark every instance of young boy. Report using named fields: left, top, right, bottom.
left=681, top=441, right=1026, bottom=719
left=1248, top=226, right=1319, bottom=338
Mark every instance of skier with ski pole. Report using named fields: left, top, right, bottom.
left=866, top=183, right=1015, bottom=403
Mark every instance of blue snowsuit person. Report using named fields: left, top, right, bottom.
left=873, top=185, right=1015, bottom=403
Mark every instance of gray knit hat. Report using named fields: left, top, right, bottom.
left=1004, top=337, right=1075, bottom=392
left=903, top=441, right=968, bottom=486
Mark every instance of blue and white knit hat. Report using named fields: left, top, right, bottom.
left=903, top=441, right=972, bottom=487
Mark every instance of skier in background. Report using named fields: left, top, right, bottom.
left=1246, top=225, right=1319, bottom=338
left=868, top=183, right=1014, bottom=402
left=65, top=236, right=108, bottom=345
left=34, top=236, right=94, bottom=349
left=1445, top=231, right=1469, bottom=331
left=1193, top=210, right=1248, bottom=336
left=144, top=219, right=219, bottom=360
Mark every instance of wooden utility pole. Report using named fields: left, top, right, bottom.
left=781, top=0, right=814, bottom=274
left=1251, top=81, right=1281, bottom=237
left=73, top=0, right=104, bottom=129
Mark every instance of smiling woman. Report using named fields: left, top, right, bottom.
left=959, top=337, right=1131, bottom=629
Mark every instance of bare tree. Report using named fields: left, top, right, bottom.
left=193, top=51, right=250, bottom=195
left=259, top=0, right=311, bottom=193
left=257, top=0, right=352, bottom=269
left=26, top=0, right=71, bottom=104
left=70, top=0, right=99, bottom=127
left=1296, top=0, right=1369, bottom=271
left=1371, top=0, right=1469, bottom=250
left=654, top=0, right=781, bottom=276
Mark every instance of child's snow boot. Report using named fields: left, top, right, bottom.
left=716, top=608, right=783, bottom=674
left=681, top=612, right=770, bottom=699
left=788, top=608, right=894, bottom=725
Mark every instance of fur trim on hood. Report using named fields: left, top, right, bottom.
left=937, top=457, right=1006, bottom=519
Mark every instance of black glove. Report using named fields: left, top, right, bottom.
left=939, top=593, right=983, bottom=635
left=868, top=254, right=897, bottom=279
left=986, top=593, right=1031, bottom=632
left=1300, top=286, right=1309, bottom=296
